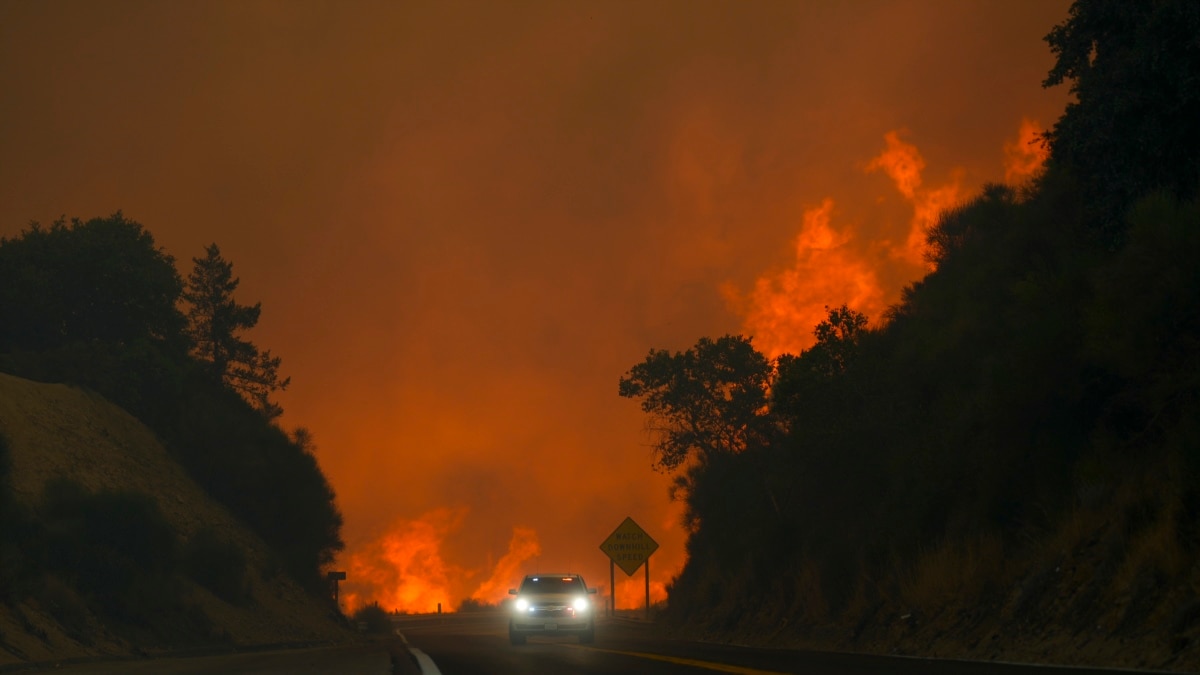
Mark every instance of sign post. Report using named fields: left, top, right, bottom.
left=645, top=555, right=650, bottom=620
left=599, top=517, right=659, bottom=620
left=609, top=560, right=615, bottom=617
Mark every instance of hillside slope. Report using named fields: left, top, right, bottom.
left=0, top=372, right=355, bottom=667
left=667, top=509, right=1200, bottom=673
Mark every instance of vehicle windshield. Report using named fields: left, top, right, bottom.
left=520, top=576, right=584, bottom=593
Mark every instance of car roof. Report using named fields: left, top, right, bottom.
left=523, top=573, right=581, bottom=579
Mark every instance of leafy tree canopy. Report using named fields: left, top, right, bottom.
left=0, top=213, right=185, bottom=354
left=0, top=215, right=341, bottom=598
left=771, top=305, right=870, bottom=428
left=803, top=304, right=869, bottom=379
left=1043, top=0, right=1200, bottom=233
left=619, top=335, right=772, bottom=471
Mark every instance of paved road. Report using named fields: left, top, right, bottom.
left=397, top=613, right=1167, bottom=675
left=10, top=642, right=398, bottom=675
left=11, top=614, right=1170, bottom=675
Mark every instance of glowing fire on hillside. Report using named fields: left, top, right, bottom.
left=337, top=120, right=1048, bottom=615
left=722, top=198, right=884, bottom=360
left=729, top=120, right=1045, bottom=359
left=866, top=130, right=966, bottom=268
left=1004, top=118, right=1050, bottom=184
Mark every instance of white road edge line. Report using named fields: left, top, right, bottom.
left=410, top=648, right=443, bottom=675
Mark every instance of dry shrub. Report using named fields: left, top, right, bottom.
left=1116, top=511, right=1188, bottom=594
left=352, top=602, right=393, bottom=634
left=897, top=534, right=1005, bottom=611
left=787, top=559, right=829, bottom=623
left=840, top=571, right=882, bottom=626
left=1047, top=506, right=1107, bottom=555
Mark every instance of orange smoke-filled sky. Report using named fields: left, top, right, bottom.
left=0, top=1, right=1069, bottom=612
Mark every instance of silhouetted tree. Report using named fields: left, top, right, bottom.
left=805, top=305, right=869, bottom=379
left=772, top=305, right=870, bottom=437
left=926, top=183, right=1020, bottom=269
left=1043, top=0, right=1200, bottom=235
left=1086, top=192, right=1200, bottom=447
left=644, top=2, right=1200, bottom=638
left=0, top=213, right=188, bottom=422
left=619, top=335, right=772, bottom=471
left=0, top=213, right=344, bottom=603
left=0, top=213, right=186, bottom=354
left=182, top=244, right=290, bottom=418
left=171, top=383, right=343, bottom=589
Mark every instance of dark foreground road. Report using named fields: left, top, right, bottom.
left=14, top=614, right=1174, bottom=675
left=398, top=612, right=1171, bottom=675
left=9, top=642, right=401, bottom=675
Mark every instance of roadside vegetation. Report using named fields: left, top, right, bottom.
left=351, top=603, right=394, bottom=635
left=620, top=1, right=1200, bottom=667
left=0, top=218, right=344, bottom=636
left=457, top=598, right=502, bottom=613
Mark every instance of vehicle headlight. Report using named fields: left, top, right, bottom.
left=515, top=598, right=529, bottom=612
left=573, top=597, right=589, bottom=612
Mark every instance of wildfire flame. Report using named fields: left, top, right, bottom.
left=730, top=122, right=1047, bottom=358
left=865, top=130, right=965, bottom=268
left=339, top=121, right=1044, bottom=615
left=723, top=198, right=884, bottom=360
left=469, top=526, right=542, bottom=604
left=866, top=130, right=925, bottom=200
left=339, top=508, right=548, bottom=614
left=340, top=507, right=466, bottom=614
left=1003, top=117, right=1049, bottom=184
left=614, top=576, right=668, bottom=610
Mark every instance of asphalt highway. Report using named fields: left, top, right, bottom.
left=395, top=613, right=1164, bottom=675
left=11, top=642, right=395, bottom=674
left=16, top=613, right=1171, bottom=675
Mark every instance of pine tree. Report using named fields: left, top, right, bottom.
left=182, top=244, right=290, bottom=418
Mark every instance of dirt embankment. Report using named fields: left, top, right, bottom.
left=0, top=372, right=357, bottom=668
left=666, top=517, right=1200, bottom=673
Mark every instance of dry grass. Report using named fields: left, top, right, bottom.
left=1115, top=503, right=1189, bottom=593
left=789, top=559, right=829, bottom=623
left=896, top=534, right=1006, bottom=612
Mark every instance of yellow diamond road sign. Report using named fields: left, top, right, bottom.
left=600, top=516, right=658, bottom=576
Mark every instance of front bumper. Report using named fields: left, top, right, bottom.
left=510, top=606, right=593, bottom=634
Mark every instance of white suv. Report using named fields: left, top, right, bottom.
left=507, top=574, right=597, bottom=644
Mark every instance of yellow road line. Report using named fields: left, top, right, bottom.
left=568, top=645, right=790, bottom=675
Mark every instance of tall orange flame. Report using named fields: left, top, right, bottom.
left=866, top=130, right=926, bottom=200
left=730, top=123, right=1045, bottom=359
left=340, top=507, right=466, bottom=614
left=866, top=130, right=965, bottom=267
left=340, top=119, right=1042, bottom=614
left=723, top=199, right=884, bottom=359
left=340, top=510, right=548, bottom=614
left=470, top=526, right=542, bottom=604
left=1003, top=118, right=1049, bottom=184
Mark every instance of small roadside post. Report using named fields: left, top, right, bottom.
left=327, top=571, right=347, bottom=607
left=599, top=516, right=659, bottom=620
